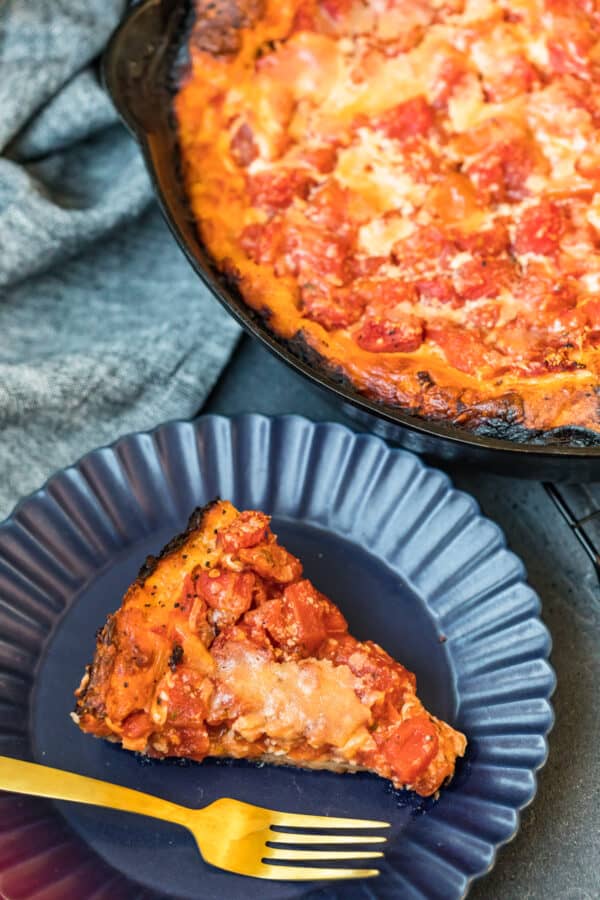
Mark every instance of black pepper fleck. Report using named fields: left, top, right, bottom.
left=168, top=644, right=184, bottom=672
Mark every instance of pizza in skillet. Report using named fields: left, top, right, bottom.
left=73, top=501, right=466, bottom=796
left=175, top=0, right=600, bottom=437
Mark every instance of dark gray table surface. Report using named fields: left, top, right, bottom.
left=204, top=335, right=600, bottom=900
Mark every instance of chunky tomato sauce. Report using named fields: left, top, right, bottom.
left=175, top=0, right=600, bottom=435
left=74, top=501, right=466, bottom=796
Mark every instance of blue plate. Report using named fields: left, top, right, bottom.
left=0, top=415, right=555, bottom=899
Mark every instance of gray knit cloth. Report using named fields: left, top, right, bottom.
left=0, top=0, right=241, bottom=520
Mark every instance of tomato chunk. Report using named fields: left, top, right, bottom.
left=291, top=4, right=318, bottom=31
left=381, top=715, right=439, bottom=784
left=122, top=710, right=153, bottom=741
left=353, top=279, right=422, bottom=352
left=301, top=283, right=366, bottom=330
left=322, top=0, right=353, bottom=19
left=427, top=324, right=505, bottom=375
left=372, top=96, right=434, bottom=141
left=160, top=725, right=210, bottom=761
left=254, top=580, right=347, bottom=657
left=238, top=543, right=303, bottom=584
left=298, top=144, right=339, bottom=173
left=432, top=53, right=469, bottom=109
left=196, top=571, right=257, bottom=629
left=240, top=220, right=284, bottom=265
left=247, top=169, right=315, bottom=210
left=166, top=667, right=211, bottom=728
left=466, top=137, right=538, bottom=203
left=399, top=136, right=443, bottom=182
left=483, top=54, right=538, bottom=103
left=356, top=314, right=424, bottom=353
left=468, top=302, right=501, bottom=330
left=514, top=265, right=578, bottom=320
left=585, top=299, right=600, bottom=328
left=218, top=510, right=271, bottom=553
left=284, top=223, right=353, bottom=282
left=351, top=255, right=388, bottom=278
left=513, top=201, right=565, bottom=255
left=416, top=277, right=461, bottom=307
left=548, top=32, right=594, bottom=81
left=393, top=225, right=454, bottom=272
left=230, top=122, right=258, bottom=167
left=305, top=179, right=354, bottom=235
left=357, top=278, right=417, bottom=307
left=453, top=222, right=509, bottom=256
left=585, top=298, right=600, bottom=345
left=454, top=257, right=515, bottom=301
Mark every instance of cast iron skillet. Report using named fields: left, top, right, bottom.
left=103, top=0, right=600, bottom=480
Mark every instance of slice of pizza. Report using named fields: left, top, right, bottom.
left=73, top=501, right=466, bottom=796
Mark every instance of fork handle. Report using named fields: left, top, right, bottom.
left=0, top=756, right=190, bottom=828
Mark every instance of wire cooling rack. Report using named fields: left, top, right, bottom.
left=546, top=484, right=600, bottom=576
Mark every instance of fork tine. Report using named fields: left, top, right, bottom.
left=269, top=832, right=387, bottom=845
left=259, top=865, right=380, bottom=880
left=269, top=812, right=390, bottom=829
left=264, top=848, right=383, bottom=862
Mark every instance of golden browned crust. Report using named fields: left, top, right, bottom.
left=136, top=501, right=221, bottom=585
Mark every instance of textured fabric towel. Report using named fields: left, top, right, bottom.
left=0, top=0, right=241, bottom=520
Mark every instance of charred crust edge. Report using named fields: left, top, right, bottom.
left=137, top=499, right=222, bottom=585
left=73, top=615, right=118, bottom=718
left=277, top=332, right=600, bottom=447
left=73, top=664, right=92, bottom=712
left=284, top=330, right=358, bottom=394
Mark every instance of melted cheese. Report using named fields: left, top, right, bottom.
left=214, top=642, right=373, bottom=753
left=460, top=0, right=498, bottom=24
left=337, top=129, right=428, bottom=213
left=447, top=74, right=486, bottom=132
left=358, top=215, right=415, bottom=256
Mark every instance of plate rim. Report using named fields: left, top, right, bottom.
left=0, top=413, right=556, bottom=900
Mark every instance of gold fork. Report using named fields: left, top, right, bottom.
left=0, top=756, right=389, bottom=880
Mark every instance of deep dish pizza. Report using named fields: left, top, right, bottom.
left=175, top=0, right=600, bottom=437
left=73, top=500, right=466, bottom=797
